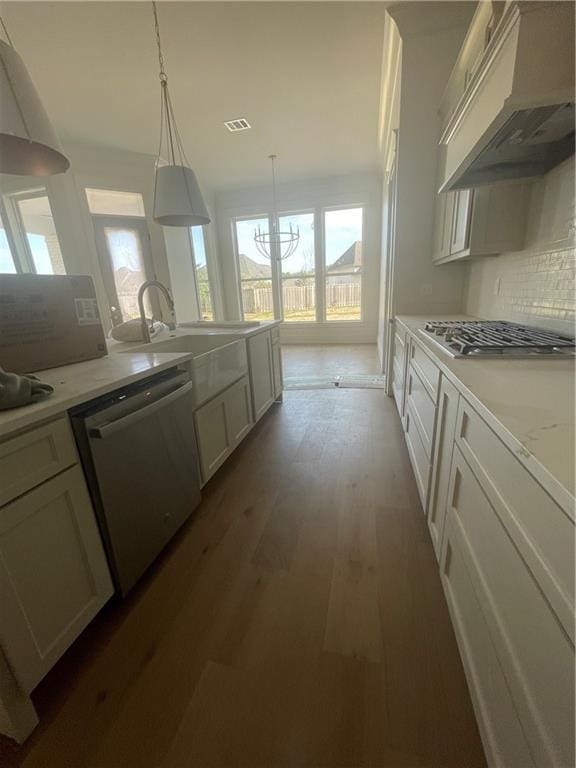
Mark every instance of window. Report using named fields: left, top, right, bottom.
left=233, top=206, right=365, bottom=324
left=16, top=194, right=66, bottom=275
left=85, top=188, right=146, bottom=217
left=0, top=225, right=16, bottom=273
left=0, top=190, right=66, bottom=275
left=92, top=217, right=153, bottom=324
left=324, top=207, right=363, bottom=321
left=190, top=226, right=214, bottom=320
left=234, top=217, right=274, bottom=321
left=279, top=212, right=315, bottom=322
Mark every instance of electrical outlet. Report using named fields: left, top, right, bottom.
left=494, top=277, right=501, bottom=296
left=420, top=284, right=433, bottom=297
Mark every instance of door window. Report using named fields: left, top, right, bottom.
left=93, top=217, right=153, bottom=324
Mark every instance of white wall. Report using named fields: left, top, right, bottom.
left=387, top=7, right=471, bottom=320
left=465, top=156, right=576, bottom=336
left=1, top=143, right=212, bottom=331
left=215, top=172, right=382, bottom=344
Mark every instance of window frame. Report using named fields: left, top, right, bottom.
left=321, top=203, right=365, bottom=324
left=188, top=225, right=217, bottom=321
left=2, top=188, right=65, bottom=275
left=232, top=213, right=279, bottom=321
left=232, top=204, right=366, bottom=325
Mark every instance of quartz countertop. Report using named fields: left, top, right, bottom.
left=0, top=321, right=281, bottom=440
left=396, top=315, right=575, bottom=508
left=0, top=351, right=193, bottom=439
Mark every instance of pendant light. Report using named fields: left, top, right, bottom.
left=254, top=155, right=299, bottom=261
left=0, top=15, right=69, bottom=175
left=151, top=2, right=209, bottom=227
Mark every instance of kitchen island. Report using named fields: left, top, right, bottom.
left=0, top=321, right=282, bottom=743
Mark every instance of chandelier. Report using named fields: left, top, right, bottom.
left=254, top=155, right=299, bottom=260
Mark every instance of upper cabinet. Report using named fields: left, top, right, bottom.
left=439, top=1, right=575, bottom=191
left=432, top=149, right=530, bottom=264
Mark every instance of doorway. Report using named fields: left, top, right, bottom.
left=92, top=216, right=155, bottom=326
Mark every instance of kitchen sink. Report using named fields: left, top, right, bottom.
left=120, top=333, right=249, bottom=407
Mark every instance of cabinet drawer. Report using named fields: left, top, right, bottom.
left=409, top=339, right=440, bottom=399
left=456, top=399, right=574, bottom=638
left=0, top=418, right=78, bottom=507
left=441, top=515, right=535, bottom=768
left=405, top=401, right=430, bottom=510
left=446, top=448, right=574, bottom=768
left=406, top=363, right=435, bottom=457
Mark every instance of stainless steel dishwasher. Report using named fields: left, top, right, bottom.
left=71, top=368, right=201, bottom=596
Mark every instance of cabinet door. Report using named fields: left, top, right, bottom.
left=247, top=331, right=275, bottom=422
left=225, top=377, right=253, bottom=447
left=433, top=191, right=455, bottom=263
left=0, top=466, right=113, bottom=694
left=194, top=392, right=231, bottom=483
left=450, top=189, right=472, bottom=255
left=271, top=341, right=283, bottom=400
left=442, top=449, right=574, bottom=768
left=427, top=376, right=459, bottom=559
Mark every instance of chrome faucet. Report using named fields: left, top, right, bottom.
left=137, top=280, right=177, bottom=343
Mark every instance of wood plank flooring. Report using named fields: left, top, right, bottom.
left=0, top=389, right=486, bottom=768
left=282, top=344, right=380, bottom=377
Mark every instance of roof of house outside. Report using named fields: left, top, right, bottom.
left=327, top=241, right=362, bottom=274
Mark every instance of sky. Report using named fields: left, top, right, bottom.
left=0, top=229, right=54, bottom=274
left=235, top=207, right=363, bottom=276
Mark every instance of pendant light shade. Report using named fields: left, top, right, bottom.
left=153, top=164, right=210, bottom=226
left=150, top=2, right=210, bottom=228
left=0, top=39, right=69, bottom=176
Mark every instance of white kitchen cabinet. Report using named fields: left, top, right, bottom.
left=247, top=330, right=275, bottom=422
left=271, top=333, right=283, bottom=401
left=392, top=322, right=408, bottom=420
left=427, top=376, right=459, bottom=559
left=225, top=376, right=253, bottom=446
left=432, top=182, right=530, bottom=264
left=194, top=375, right=253, bottom=484
left=442, top=447, right=574, bottom=768
left=0, top=465, right=114, bottom=695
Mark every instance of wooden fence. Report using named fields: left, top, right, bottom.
left=241, top=282, right=361, bottom=314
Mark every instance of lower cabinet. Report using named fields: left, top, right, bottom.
left=194, top=376, right=253, bottom=484
left=427, top=376, right=459, bottom=559
left=394, top=320, right=575, bottom=767
left=272, top=338, right=283, bottom=401
left=0, top=465, right=114, bottom=695
left=248, top=330, right=275, bottom=421
left=442, top=448, right=574, bottom=768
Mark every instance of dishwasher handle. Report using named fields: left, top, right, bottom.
left=89, top=381, right=195, bottom=439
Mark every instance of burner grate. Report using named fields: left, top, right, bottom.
left=422, top=320, right=575, bottom=357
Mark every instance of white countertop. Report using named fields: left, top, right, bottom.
left=0, top=350, right=196, bottom=439
left=396, top=315, right=575, bottom=508
left=0, top=321, right=282, bottom=440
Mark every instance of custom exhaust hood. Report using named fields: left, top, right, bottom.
left=439, top=1, right=575, bottom=192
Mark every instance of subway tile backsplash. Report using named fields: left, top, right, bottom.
left=465, top=157, right=576, bottom=337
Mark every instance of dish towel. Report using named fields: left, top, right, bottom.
left=0, top=367, right=54, bottom=410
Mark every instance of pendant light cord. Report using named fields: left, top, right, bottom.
left=151, top=1, right=166, bottom=81
left=0, top=12, right=14, bottom=47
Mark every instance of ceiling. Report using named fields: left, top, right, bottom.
left=3, top=2, right=389, bottom=191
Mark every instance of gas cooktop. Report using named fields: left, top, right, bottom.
left=419, top=320, right=576, bottom=358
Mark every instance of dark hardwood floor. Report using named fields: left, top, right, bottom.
left=1, top=388, right=486, bottom=768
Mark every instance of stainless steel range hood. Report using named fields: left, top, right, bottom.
left=440, top=2, right=575, bottom=191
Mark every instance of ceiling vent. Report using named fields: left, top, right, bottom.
left=224, top=118, right=251, bottom=132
